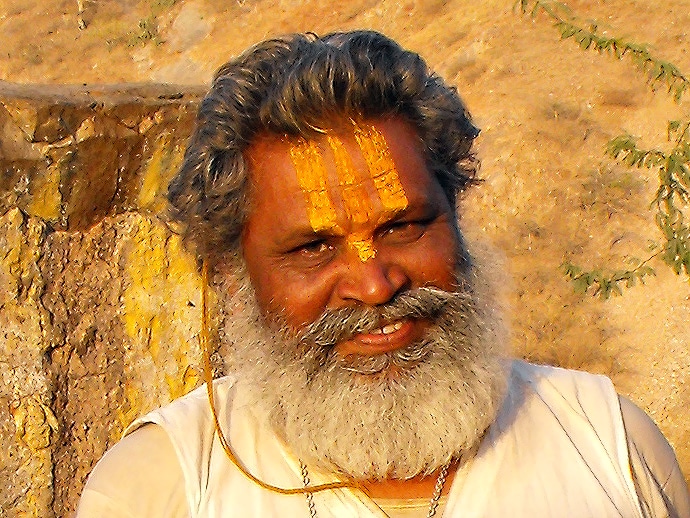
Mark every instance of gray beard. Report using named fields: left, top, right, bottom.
left=217, top=263, right=507, bottom=481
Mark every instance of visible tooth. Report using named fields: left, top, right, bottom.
left=367, top=321, right=404, bottom=336
left=381, top=321, right=403, bottom=335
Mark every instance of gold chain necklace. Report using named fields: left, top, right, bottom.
left=300, top=461, right=451, bottom=518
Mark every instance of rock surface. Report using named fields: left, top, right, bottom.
left=0, top=84, right=205, bottom=517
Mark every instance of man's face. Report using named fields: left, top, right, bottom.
left=241, top=117, right=463, bottom=361
left=226, top=117, right=504, bottom=478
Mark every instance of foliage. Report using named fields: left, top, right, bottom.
left=607, top=121, right=690, bottom=276
left=517, top=0, right=690, bottom=101
left=560, top=260, right=656, bottom=300
left=127, top=0, right=177, bottom=47
left=128, top=16, right=161, bottom=46
left=518, top=0, right=690, bottom=298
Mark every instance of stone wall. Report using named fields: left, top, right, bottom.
left=0, top=82, right=206, bottom=518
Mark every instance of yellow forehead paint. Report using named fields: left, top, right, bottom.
left=288, top=124, right=408, bottom=263
left=352, top=122, right=409, bottom=213
left=289, top=137, right=340, bottom=233
left=327, top=135, right=376, bottom=262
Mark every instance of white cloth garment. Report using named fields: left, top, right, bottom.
left=77, top=361, right=690, bottom=517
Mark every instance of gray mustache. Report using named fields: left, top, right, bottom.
left=298, top=287, right=467, bottom=348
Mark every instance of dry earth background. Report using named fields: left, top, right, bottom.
left=1, top=0, right=689, bottom=516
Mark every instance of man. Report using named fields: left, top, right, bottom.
left=77, top=31, right=690, bottom=517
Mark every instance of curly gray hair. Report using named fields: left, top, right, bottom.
left=168, top=30, right=479, bottom=259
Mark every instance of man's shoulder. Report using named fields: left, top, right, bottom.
left=125, top=375, right=239, bottom=437
left=508, top=359, right=617, bottom=398
left=510, top=358, right=613, bottom=381
left=77, top=424, right=188, bottom=517
left=503, top=359, right=622, bottom=432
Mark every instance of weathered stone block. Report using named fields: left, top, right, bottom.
left=0, top=84, right=206, bottom=517
left=0, top=82, right=204, bottom=230
left=40, top=212, right=203, bottom=517
left=0, top=208, right=54, bottom=518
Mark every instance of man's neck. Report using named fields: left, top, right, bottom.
left=361, top=462, right=459, bottom=499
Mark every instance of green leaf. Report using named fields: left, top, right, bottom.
left=572, top=277, right=590, bottom=294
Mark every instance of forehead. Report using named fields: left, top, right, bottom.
left=243, top=118, right=439, bottom=214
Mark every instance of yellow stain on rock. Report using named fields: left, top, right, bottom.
left=0, top=208, right=54, bottom=517
left=11, top=397, right=58, bottom=452
left=8, top=400, right=56, bottom=515
left=120, top=215, right=203, bottom=426
left=0, top=208, right=48, bottom=325
left=116, top=382, right=145, bottom=434
left=26, top=162, right=62, bottom=222
left=15, top=446, right=53, bottom=518
left=1, top=208, right=29, bottom=283
left=1, top=98, right=39, bottom=141
left=138, top=132, right=185, bottom=213
left=166, top=364, right=202, bottom=401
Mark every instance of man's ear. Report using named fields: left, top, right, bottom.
left=207, top=251, right=249, bottom=291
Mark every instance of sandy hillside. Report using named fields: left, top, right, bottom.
left=1, top=0, right=689, bottom=486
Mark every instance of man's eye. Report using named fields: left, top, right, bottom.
left=301, top=241, right=327, bottom=253
left=295, top=240, right=335, bottom=258
left=380, top=220, right=428, bottom=242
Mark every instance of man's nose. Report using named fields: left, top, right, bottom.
left=334, top=253, right=408, bottom=306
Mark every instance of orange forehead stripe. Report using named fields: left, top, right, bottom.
left=327, top=135, right=377, bottom=261
left=327, top=135, right=374, bottom=227
left=288, top=124, right=408, bottom=263
left=289, top=137, right=340, bottom=233
left=352, top=122, right=409, bottom=213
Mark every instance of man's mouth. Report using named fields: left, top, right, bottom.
left=335, top=318, right=423, bottom=357
left=297, top=286, right=460, bottom=352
